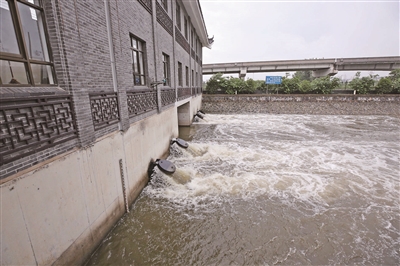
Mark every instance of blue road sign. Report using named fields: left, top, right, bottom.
left=265, top=76, right=282, bottom=85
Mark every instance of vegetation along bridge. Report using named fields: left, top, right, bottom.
left=202, top=56, right=400, bottom=78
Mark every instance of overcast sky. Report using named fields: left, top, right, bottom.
left=200, top=0, right=400, bottom=81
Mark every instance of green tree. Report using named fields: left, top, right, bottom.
left=242, top=78, right=258, bottom=94
left=281, top=77, right=300, bottom=94
left=348, top=72, right=375, bottom=94
left=255, top=80, right=267, bottom=92
left=226, top=77, right=246, bottom=94
left=375, top=77, right=393, bottom=94
left=311, top=76, right=340, bottom=94
left=205, top=73, right=228, bottom=94
left=389, top=69, right=400, bottom=93
left=299, top=80, right=312, bottom=94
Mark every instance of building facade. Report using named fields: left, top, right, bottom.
left=0, top=0, right=211, bottom=264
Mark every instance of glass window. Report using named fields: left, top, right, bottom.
left=0, top=60, right=29, bottom=84
left=178, top=62, right=182, bottom=87
left=31, top=63, right=54, bottom=85
left=130, top=35, right=146, bottom=86
left=176, top=4, right=181, bottom=30
left=191, top=69, right=194, bottom=86
left=162, top=53, right=170, bottom=86
left=0, top=0, right=55, bottom=86
left=0, top=0, right=20, bottom=55
left=185, top=66, right=189, bottom=86
left=184, top=17, right=188, bottom=39
left=17, top=1, right=50, bottom=61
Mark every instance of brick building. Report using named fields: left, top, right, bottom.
left=0, top=0, right=212, bottom=264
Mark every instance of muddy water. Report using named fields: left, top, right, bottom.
left=86, top=114, right=399, bottom=265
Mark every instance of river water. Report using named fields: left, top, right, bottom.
left=87, top=114, right=399, bottom=265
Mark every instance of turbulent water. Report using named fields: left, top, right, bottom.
left=87, top=114, right=400, bottom=265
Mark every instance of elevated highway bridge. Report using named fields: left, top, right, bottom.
left=202, top=56, right=400, bottom=78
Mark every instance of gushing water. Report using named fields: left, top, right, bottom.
left=87, top=114, right=400, bottom=265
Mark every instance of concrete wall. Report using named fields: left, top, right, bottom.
left=0, top=106, right=179, bottom=265
left=177, top=94, right=202, bottom=126
left=202, top=95, right=400, bottom=116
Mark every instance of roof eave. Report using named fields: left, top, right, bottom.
left=182, top=0, right=212, bottom=49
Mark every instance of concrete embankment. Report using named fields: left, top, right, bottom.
left=202, top=94, right=400, bottom=116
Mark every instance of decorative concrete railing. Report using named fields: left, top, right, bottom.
left=127, top=89, right=158, bottom=117
left=156, top=2, right=173, bottom=36
left=175, top=26, right=190, bottom=54
left=89, top=92, right=120, bottom=131
left=178, top=87, right=191, bottom=100
left=0, top=95, right=77, bottom=165
left=161, top=88, right=176, bottom=106
left=137, top=0, right=152, bottom=14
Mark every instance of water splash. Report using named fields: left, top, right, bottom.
left=87, top=114, right=400, bottom=266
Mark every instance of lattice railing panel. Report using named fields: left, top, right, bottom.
left=161, top=89, right=176, bottom=106
left=89, top=92, right=120, bottom=131
left=138, top=0, right=152, bottom=14
left=175, top=26, right=190, bottom=54
left=178, top=87, right=191, bottom=101
left=191, top=49, right=195, bottom=59
left=0, top=96, right=77, bottom=165
left=156, top=2, right=173, bottom=36
left=127, top=90, right=157, bottom=117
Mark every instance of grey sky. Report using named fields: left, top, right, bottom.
left=200, top=0, right=400, bottom=81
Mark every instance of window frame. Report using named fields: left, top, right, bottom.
left=191, top=29, right=194, bottom=47
left=162, top=53, right=170, bottom=86
left=185, top=66, right=189, bottom=86
left=177, top=61, right=182, bottom=87
left=0, top=0, right=57, bottom=86
left=184, top=17, right=188, bottom=40
left=130, top=34, right=147, bottom=86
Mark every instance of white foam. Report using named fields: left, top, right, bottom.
left=146, top=114, right=400, bottom=214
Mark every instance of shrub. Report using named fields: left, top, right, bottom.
left=311, top=76, right=340, bottom=94
left=205, top=73, right=228, bottom=94
left=375, top=77, right=393, bottom=94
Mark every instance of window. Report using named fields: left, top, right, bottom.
left=184, top=17, right=188, bottom=39
left=196, top=72, right=198, bottom=86
left=191, top=29, right=194, bottom=47
left=160, top=0, right=167, bottom=11
left=191, top=69, right=194, bottom=86
left=130, top=35, right=146, bottom=85
left=178, top=62, right=182, bottom=87
left=162, top=53, right=170, bottom=86
left=176, top=3, right=181, bottom=30
left=0, top=0, right=55, bottom=86
left=185, top=66, right=189, bottom=86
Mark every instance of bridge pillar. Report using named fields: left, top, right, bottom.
left=239, top=68, right=247, bottom=79
left=312, top=64, right=338, bottom=78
